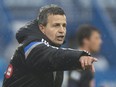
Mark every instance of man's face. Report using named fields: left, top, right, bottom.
left=39, top=14, right=66, bottom=45
left=86, top=31, right=102, bottom=52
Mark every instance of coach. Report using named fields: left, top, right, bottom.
left=2, top=5, right=97, bottom=87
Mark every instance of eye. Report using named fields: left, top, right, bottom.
left=63, top=24, right=66, bottom=28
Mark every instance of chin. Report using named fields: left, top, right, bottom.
left=55, top=41, right=64, bottom=45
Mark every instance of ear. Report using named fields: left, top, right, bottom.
left=39, top=24, right=45, bottom=34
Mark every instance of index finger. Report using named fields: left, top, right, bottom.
left=92, top=58, right=98, bottom=63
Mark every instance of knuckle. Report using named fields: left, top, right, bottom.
left=89, top=63, right=92, bottom=65
left=85, top=62, right=88, bottom=65
left=80, top=62, right=83, bottom=64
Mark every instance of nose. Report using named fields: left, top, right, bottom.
left=58, top=26, right=65, bottom=34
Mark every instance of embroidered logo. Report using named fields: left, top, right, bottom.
left=5, top=64, right=13, bottom=79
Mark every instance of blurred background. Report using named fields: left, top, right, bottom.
left=0, top=0, right=116, bottom=87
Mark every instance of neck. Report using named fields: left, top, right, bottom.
left=79, top=46, right=91, bottom=53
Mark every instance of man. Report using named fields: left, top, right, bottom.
left=2, top=5, right=97, bottom=87
left=68, top=25, right=102, bottom=87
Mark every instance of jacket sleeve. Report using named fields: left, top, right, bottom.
left=23, top=42, right=90, bottom=72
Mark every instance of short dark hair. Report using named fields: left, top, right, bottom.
left=76, top=24, right=100, bottom=46
left=37, top=4, right=65, bottom=26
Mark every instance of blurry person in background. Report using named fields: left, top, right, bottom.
left=68, top=25, right=102, bottom=87
left=2, top=5, right=97, bottom=87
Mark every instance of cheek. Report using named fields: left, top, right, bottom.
left=90, top=43, right=95, bottom=49
left=45, top=29, right=57, bottom=39
left=90, top=41, right=97, bottom=49
left=93, top=41, right=100, bottom=49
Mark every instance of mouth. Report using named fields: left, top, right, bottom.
left=57, top=35, right=65, bottom=41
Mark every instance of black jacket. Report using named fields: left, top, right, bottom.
left=2, top=20, right=90, bottom=87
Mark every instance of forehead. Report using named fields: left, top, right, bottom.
left=90, top=31, right=101, bottom=38
left=47, top=14, right=66, bottom=24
